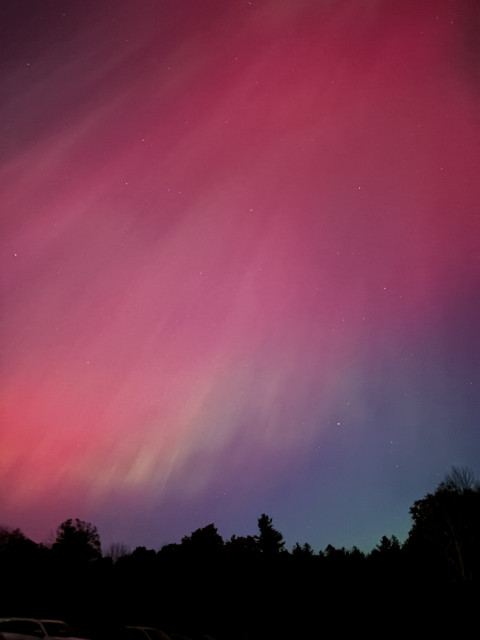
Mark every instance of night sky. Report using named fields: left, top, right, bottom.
left=1, top=0, right=479, bottom=553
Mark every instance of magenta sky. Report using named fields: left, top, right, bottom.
left=1, top=0, right=479, bottom=551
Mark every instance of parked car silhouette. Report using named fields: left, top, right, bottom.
left=0, top=619, right=86, bottom=640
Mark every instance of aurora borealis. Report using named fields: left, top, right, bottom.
left=1, top=0, right=479, bottom=552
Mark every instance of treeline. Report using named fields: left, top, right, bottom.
left=1, top=467, right=479, bottom=639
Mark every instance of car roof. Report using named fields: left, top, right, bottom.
left=0, top=620, right=65, bottom=624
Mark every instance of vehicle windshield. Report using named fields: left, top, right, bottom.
left=42, top=622, right=76, bottom=638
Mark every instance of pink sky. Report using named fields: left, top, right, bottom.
left=1, top=0, right=479, bottom=550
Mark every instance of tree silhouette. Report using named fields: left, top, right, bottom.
left=225, top=534, right=258, bottom=555
left=291, top=542, right=314, bottom=557
left=408, top=467, right=480, bottom=583
left=256, top=514, right=285, bottom=554
left=372, top=535, right=402, bottom=556
left=52, top=518, right=101, bottom=562
left=439, top=466, right=480, bottom=492
left=181, top=523, right=224, bottom=554
left=104, top=541, right=130, bottom=564
left=0, top=526, right=27, bottom=548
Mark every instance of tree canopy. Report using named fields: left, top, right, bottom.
left=408, top=466, right=480, bottom=582
left=52, top=518, right=101, bottom=562
left=181, top=523, right=224, bottom=554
